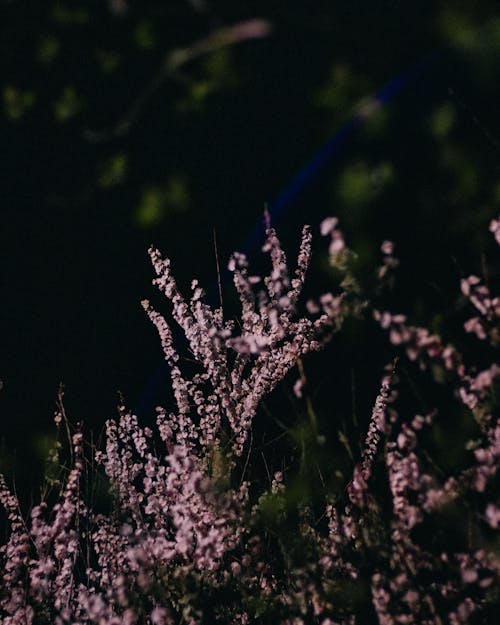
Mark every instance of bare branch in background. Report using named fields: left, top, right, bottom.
left=84, top=18, right=272, bottom=143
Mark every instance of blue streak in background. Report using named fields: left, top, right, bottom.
left=244, top=55, right=433, bottom=251
left=270, top=118, right=360, bottom=220
left=134, top=54, right=435, bottom=417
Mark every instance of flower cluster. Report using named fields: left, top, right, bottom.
left=0, top=216, right=499, bottom=624
left=142, top=225, right=335, bottom=457
left=461, top=274, right=500, bottom=344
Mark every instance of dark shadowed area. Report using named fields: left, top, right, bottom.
left=1, top=0, right=500, bottom=493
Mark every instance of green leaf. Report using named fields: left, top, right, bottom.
left=3, top=85, right=36, bottom=120
left=430, top=103, right=456, bottom=138
left=136, top=175, right=190, bottom=227
left=134, top=20, right=155, bottom=50
left=38, top=35, right=60, bottom=65
left=98, top=154, right=128, bottom=188
left=53, top=86, right=81, bottom=122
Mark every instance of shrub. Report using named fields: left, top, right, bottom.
left=1, top=217, right=499, bottom=624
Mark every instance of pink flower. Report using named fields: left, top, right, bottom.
left=485, top=504, right=500, bottom=529
left=489, top=216, right=500, bottom=245
left=293, top=378, right=304, bottom=398
left=320, top=217, right=338, bottom=236
left=381, top=240, right=394, bottom=255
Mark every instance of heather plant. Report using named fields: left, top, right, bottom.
left=1, top=216, right=499, bottom=624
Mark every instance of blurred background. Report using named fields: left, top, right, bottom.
left=1, top=0, right=500, bottom=494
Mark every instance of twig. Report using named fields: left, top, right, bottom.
left=84, top=19, right=271, bottom=143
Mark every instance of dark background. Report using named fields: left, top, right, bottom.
left=1, top=0, right=500, bottom=490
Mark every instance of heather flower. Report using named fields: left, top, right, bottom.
left=347, top=376, right=391, bottom=508
left=320, top=217, right=347, bottom=266
left=377, top=240, right=399, bottom=280
left=463, top=315, right=487, bottom=340
left=485, top=503, right=500, bottom=529
left=142, top=224, right=343, bottom=457
left=0, top=475, right=31, bottom=622
left=461, top=274, right=500, bottom=345
left=374, top=309, right=465, bottom=375
left=489, top=215, right=500, bottom=245
left=1, top=215, right=500, bottom=624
